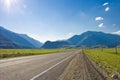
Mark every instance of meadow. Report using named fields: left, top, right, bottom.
left=0, top=49, right=74, bottom=59
left=85, top=48, right=120, bottom=78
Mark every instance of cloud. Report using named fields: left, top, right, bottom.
left=68, top=33, right=73, bottom=36
left=105, top=7, right=110, bottom=12
left=98, top=23, right=104, bottom=27
left=95, top=17, right=104, bottom=21
left=66, top=33, right=73, bottom=37
left=103, top=2, right=109, bottom=6
left=112, top=30, right=120, bottom=35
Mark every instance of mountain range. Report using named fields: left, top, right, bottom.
left=42, top=31, right=120, bottom=48
left=42, top=41, right=70, bottom=49
left=1, top=26, right=120, bottom=49
left=0, top=26, right=42, bottom=48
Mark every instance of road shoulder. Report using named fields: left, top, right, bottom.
left=58, top=51, right=112, bottom=80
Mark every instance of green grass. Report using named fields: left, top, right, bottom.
left=0, top=49, right=74, bottom=59
left=85, top=48, right=120, bottom=78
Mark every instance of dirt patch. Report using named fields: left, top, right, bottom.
left=58, top=52, right=79, bottom=80
left=58, top=51, right=112, bottom=80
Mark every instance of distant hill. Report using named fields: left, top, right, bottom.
left=67, top=31, right=120, bottom=47
left=42, top=41, right=70, bottom=49
left=0, top=26, right=42, bottom=48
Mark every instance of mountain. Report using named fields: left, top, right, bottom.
left=67, top=31, right=120, bottom=47
left=1, top=26, right=120, bottom=49
left=0, top=34, right=20, bottom=48
left=42, top=31, right=120, bottom=49
left=42, top=41, right=70, bottom=49
left=19, top=34, right=42, bottom=48
left=0, top=26, right=42, bottom=48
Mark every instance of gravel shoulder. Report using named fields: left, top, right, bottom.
left=58, top=50, right=112, bottom=80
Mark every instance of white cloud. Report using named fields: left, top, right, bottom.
left=66, top=33, right=73, bottom=38
left=103, top=2, right=109, bottom=6
left=95, top=17, right=104, bottom=21
left=112, top=30, right=120, bottom=35
left=105, top=7, right=110, bottom=12
left=68, top=33, right=73, bottom=35
left=98, top=23, right=104, bottom=27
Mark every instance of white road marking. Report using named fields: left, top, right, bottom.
left=30, top=55, right=73, bottom=80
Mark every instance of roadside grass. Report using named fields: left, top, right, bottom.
left=0, top=49, right=75, bottom=59
left=85, top=48, right=120, bottom=79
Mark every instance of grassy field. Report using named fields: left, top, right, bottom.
left=85, top=48, right=120, bottom=79
left=0, top=49, right=74, bottom=59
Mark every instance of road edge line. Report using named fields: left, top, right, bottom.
left=30, top=55, right=73, bottom=80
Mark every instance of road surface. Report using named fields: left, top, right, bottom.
left=0, top=50, right=111, bottom=80
left=0, top=51, right=77, bottom=80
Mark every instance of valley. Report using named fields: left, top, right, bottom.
left=0, top=0, right=120, bottom=80
left=0, top=26, right=120, bottom=80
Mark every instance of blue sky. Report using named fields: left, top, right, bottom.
left=0, top=0, right=120, bottom=42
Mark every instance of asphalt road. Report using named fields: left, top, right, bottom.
left=0, top=51, right=77, bottom=80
